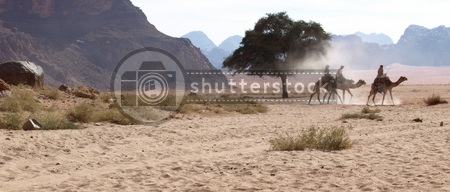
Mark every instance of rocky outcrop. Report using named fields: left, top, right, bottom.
left=0, top=0, right=226, bottom=89
left=0, top=61, right=44, bottom=88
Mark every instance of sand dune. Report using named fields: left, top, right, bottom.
left=1, top=84, right=450, bottom=191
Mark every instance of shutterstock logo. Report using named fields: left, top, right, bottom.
left=111, top=47, right=338, bottom=123
left=111, top=47, right=186, bottom=123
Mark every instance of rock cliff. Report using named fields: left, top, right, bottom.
left=0, top=0, right=223, bottom=89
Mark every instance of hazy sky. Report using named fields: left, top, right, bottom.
left=130, top=0, right=450, bottom=45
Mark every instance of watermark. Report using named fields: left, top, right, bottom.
left=111, top=47, right=338, bottom=123
left=110, top=47, right=186, bottom=123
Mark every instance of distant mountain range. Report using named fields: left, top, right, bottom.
left=354, top=32, right=393, bottom=45
left=182, top=32, right=242, bottom=69
left=182, top=25, right=450, bottom=69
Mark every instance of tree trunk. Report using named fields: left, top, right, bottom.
left=280, top=74, right=288, bottom=98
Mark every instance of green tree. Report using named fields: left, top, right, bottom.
left=223, top=12, right=331, bottom=98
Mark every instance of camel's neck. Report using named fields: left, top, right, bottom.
left=353, top=82, right=363, bottom=88
left=392, top=78, right=405, bottom=87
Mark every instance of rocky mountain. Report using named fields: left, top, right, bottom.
left=181, top=32, right=242, bottom=69
left=0, top=0, right=223, bottom=89
left=331, top=25, right=450, bottom=69
left=218, top=35, right=243, bottom=53
left=354, top=32, right=394, bottom=45
left=181, top=31, right=216, bottom=52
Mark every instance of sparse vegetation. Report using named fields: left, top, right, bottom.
left=32, top=112, right=81, bottom=130
left=99, top=92, right=112, bottom=103
left=66, top=102, right=94, bottom=123
left=0, top=87, right=40, bottom=112
left=340, top=107, right=383, bottom=121
left=0, top=113, right=23, bottom=130
left=423, top=94, right=448, bottom=106
left=66, top=101, right=136, bottom=125
left=179, top=95, right=268, bottom=115
left=269, top=126, right=353, bottom=151
left=361, top=107, right=381, bottom=114
left=91, top=108, right=137, bottom=125
left=39, top=86, right=61, bottom=100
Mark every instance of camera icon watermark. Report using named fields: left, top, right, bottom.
left=111, top=47, right=185, bottom=123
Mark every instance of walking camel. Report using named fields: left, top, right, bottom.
left=366, top=76, right=408, bottom=106
left=308, top=77, right=343, bottom=104
left=323, top=79, right=366, bottom=104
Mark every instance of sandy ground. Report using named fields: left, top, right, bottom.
left=1, top=84, right=450, bottom=191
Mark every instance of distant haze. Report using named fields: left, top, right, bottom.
left=131, top=0, right=450, bottom=45
left=182, top=25, right=450, bottom=71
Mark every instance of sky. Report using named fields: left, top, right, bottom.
left=130, top=0, right=450, bottom=45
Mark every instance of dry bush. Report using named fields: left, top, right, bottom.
left=66, top=102, right=94, bottom=123
left=269, top=126, right=353, bottom=151
left=39, top=86, right=61, bottom=100
left=32, top=112, right=80, bottom=130
left=66, top=101, right=137, bottom=125
left=0, top=113, right=23, bottom=130
left=341, top=107, right=383, bottom=121
left=361, top=107, right=381, bottom=114
left=91, top=108, right=137, bottom=125
left=424, top=94, right=448, bottom=106
left=0, top=88, right=40, bottom=112
left=179, top=95, right=268, bottom=115
left=99, top=92, right=112, bottom=103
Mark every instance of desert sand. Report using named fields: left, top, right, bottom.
left=1, top=83, right=450, bottom=191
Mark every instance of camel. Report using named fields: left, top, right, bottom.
left=308, top=76, right=342, bottom=104
left=323, top=79, right=366, bottom=104
left=366, top=76, right=408, bottom=106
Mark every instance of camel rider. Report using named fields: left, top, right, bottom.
left=323, top=65, right=333, bottom=83
left=374, top=65, right=385, bottom=92
left=324, top=65, right=330, bottom=75
left=336, top=65, right=345, bottom=83
left=377, top=65, right=384, bottom=78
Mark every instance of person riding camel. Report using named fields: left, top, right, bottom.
left=374, top=65, right=386, bottom=92
left=322, top=65, right=333, bottom=83
left=336, top=65, right=345, bottom=83
left=377, top=65, right=384, bottom=78
left=324, top=65, right=330, bottom=75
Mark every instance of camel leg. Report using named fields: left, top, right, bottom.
left=347, top=90, right=353, bottom=104
left=317, top=91, right=322, bottom=104
left=366, top=94, right=371, bottom=106
left=381, top=93, right=386, bottom=106
left=366, top=91, right=373, bottom=106
left=372, top=93, right=377, bottom=106
left=322, top=93, right=328, bottom=103
left=342, top=90, right=346, bottom=104
left=308, top=92, right=316, bottom=104
left=327, top=92, right=332, bottom=104
left=335, top=90, right=343, bottom=104
left=389, top=89, right=395, bottom=105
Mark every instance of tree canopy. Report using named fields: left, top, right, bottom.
left=223, top=12, right=331, bottom=98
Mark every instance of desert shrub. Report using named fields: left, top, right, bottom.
left=0, top=113, right=23, bottom=130
left=39, top=86, right=61, bottom=100
left=341, top=107, right=383, bottom=121
left=0, top=88, right=40, bottom=112
left=179, top=95, right=268, bottom=115
left=361, top=107, right=381, bottom=114
left=424, top=94, right=448, bottom=106
left=32, top=112, right=80, bottom=130
left=99, top=92, right=112, bottom=103
left=91, top=108, right=137, bottom=125
left=223, top=104, right=268, bottom=114
left=66, top=102, right=94, bottom=123
left=0, top=97, right=21, bottom=112
left=269, top=126, right=353, bottom=151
